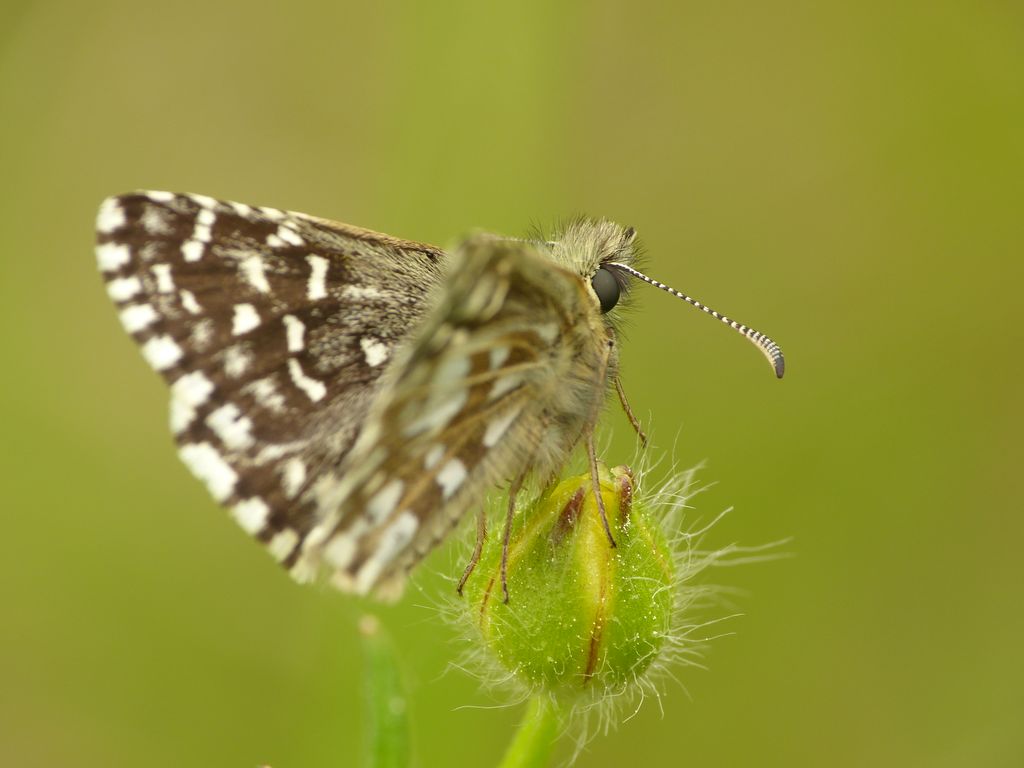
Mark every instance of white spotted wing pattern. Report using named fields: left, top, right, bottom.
left=96, top=192, right=644, bottom=598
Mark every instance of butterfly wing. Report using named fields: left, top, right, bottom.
left=296, top=234, right=612, bottom=597
left=96, top=191, right=445, bottom=564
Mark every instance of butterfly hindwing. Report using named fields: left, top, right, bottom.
left=298, top=235, right=612, bottom=596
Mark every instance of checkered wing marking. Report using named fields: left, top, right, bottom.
left=96, top=191, right=445, bottom=565
left=297, top=235, right=606, bottom=597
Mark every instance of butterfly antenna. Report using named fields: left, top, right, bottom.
left=608, top=262, right=786, bottom=378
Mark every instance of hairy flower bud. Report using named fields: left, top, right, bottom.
left=461, top=464, right=676, bottom=699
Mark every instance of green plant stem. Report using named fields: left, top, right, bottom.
left=497, top=695, right=561, bottom=768
left=359, top=614, right=410, bottom=768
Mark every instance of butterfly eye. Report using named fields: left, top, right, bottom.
left=591, top=267, right=620, bottom=314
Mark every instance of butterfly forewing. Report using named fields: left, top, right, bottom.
left=298, top=236, right=611, bottom=596
left=96, top=191, right=445, bottom=563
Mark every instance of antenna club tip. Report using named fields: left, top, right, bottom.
left=774, top=358, right=785, bottom=379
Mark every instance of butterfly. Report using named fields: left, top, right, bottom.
left=96, top=191, right=784, bottom=600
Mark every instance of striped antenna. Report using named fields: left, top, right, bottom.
left=608, top=262, right=785, bottom=378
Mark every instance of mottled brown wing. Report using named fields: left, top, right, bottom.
left=96, top=191, right=445, bottom=565
left=293, top=234, right=611, bottom=598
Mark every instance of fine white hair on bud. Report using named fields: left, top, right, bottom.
left=449, top=459, right=781, bottom=757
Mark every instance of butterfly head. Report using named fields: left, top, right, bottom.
left=547, top=218, right=786, bottom=378
left=546, top=218, right=641, bottom=318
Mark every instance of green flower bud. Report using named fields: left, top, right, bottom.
left=461, top=464, right=676, bottom=700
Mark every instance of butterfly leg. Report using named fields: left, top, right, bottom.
left=587, top=433, right=618, bottom=549
left=583, top=337, right=618, bottom=549
left=456, top=508, right=488, bottom=595
left=614, top=376, right=649, bottom=447
left=501, top=470, right=527, bottom=604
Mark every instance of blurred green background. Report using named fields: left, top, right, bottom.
left=3, top=1, right=1022, bottom=765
